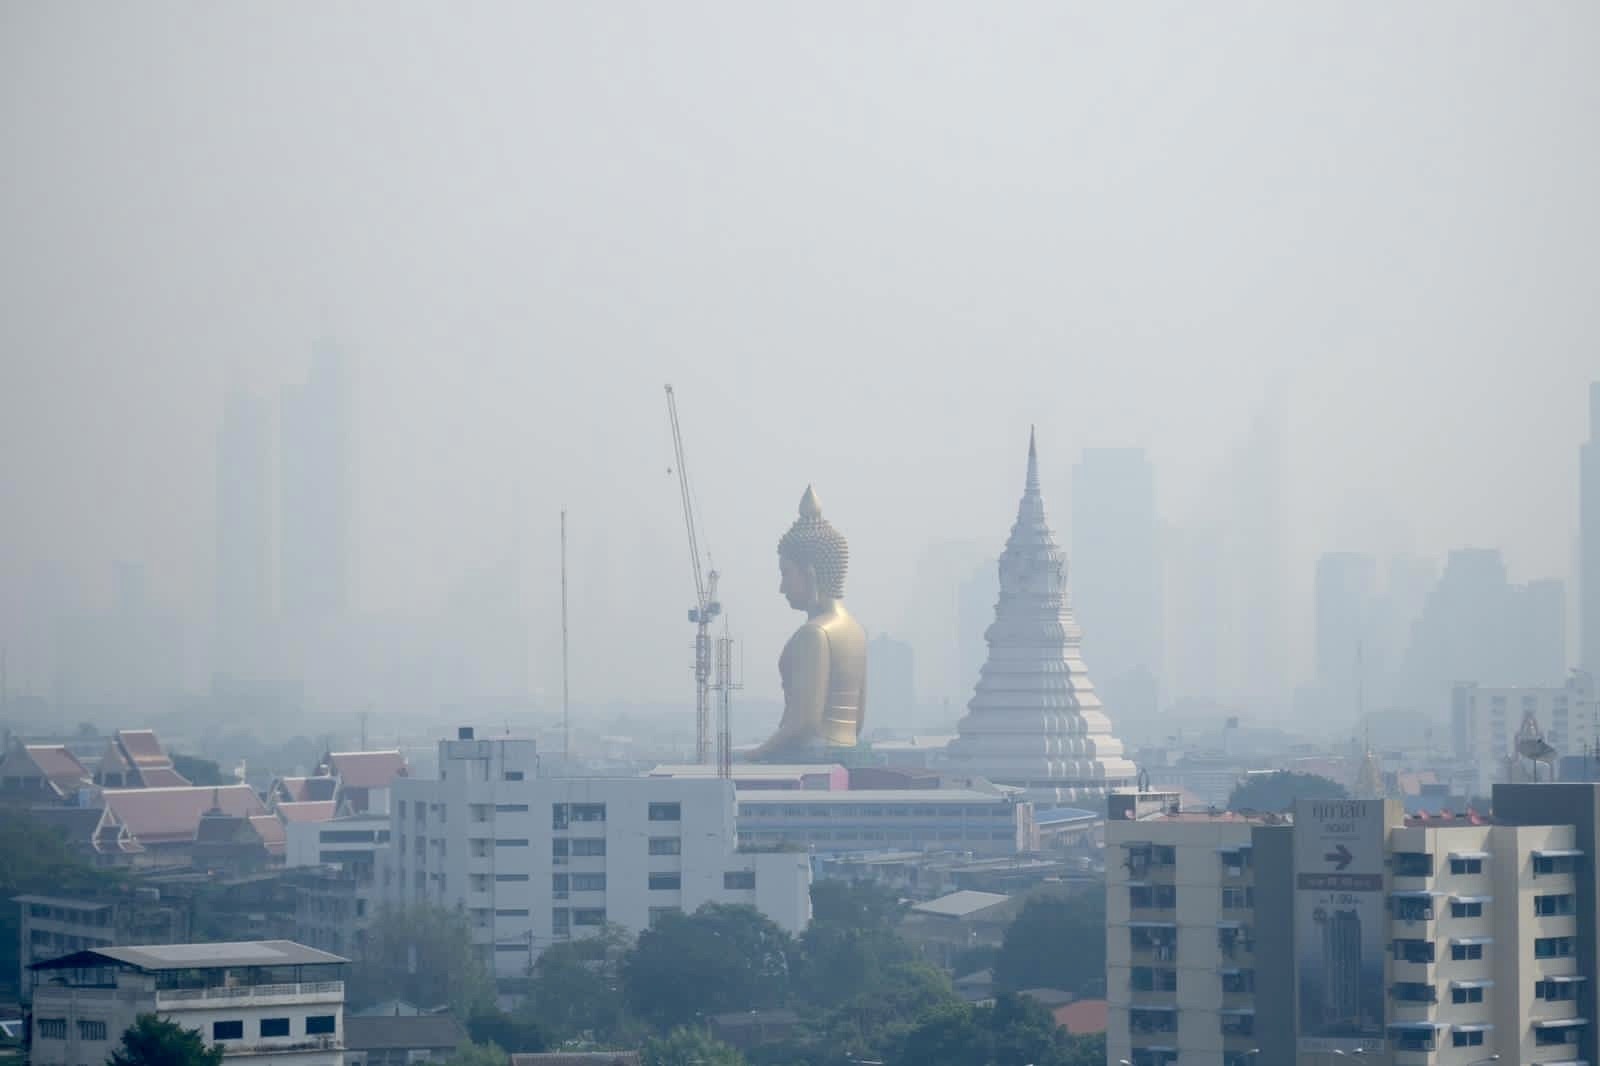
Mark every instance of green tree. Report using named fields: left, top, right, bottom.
left=642, top=1027, right=746, bottom=1066
left=993, top=893, right=1105, bottom=997
left=467, top=1009, right=546, bottom=1054
left=796, top=921, right=915, bottom=1008
left=521, top=924, right=632, bottom=1043
left=890, top=993, right=1087, bottom=1066
left=809, top=879, right=905, bottom=930
left=441, top=1040, right=508, bottom=1066
left=172, top=752, right=227, bottom=786
left=350, top=905, right=495, bottom=1017
left=108, top=1015, right=225, bottom=1066
left=0, top=809, right=122, bottom=1000
left=623, top=904, right=795, bottom=1030
left=1226, top=770, right=1348, bottom=813
left=804, top=960, right=958, bottom=1063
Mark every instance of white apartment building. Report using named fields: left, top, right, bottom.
left=378, top=730, right=811, bottom=988
left=285, top=813, right=392, bottom=870
left=1106, top=789, right=1595, bottom=1066
left=1453, top=672, right=1597, bottom=794
left=28, top=941, right=346, bottom=1066
left=1106, top=793, right=1263, bottom=1066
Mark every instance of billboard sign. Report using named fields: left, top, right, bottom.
left=1294, top=798, right=1389, bottom=1054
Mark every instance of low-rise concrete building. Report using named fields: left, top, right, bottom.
left=28, top=941, right=346, bottom=1066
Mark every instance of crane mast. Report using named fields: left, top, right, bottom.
left=665, top=385, right=720, bottom=765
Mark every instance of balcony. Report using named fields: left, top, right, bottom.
left=156, top=981, right=344, bottom=1008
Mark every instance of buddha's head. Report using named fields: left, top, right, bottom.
left=778, top=485, right=849, bottom=611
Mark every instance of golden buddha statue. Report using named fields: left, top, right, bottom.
left=749, top=486, right=867, bottom=762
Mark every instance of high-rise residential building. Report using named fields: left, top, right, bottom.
left=946, top=432, right=1137, bottom=806
left=866, top=632, right=916, bottom=727
left=1072, top=448, right=1162, bottom=702
left=216, top=387, right=273, bottom=678
left=1453, top=673, right=1599, bottom=795
left=1314, top=552, right=1379, bottom=719
left=1581, top=381, right=1600, bottom=677
left=379, top=730, right=810, bottom=994
left=1107, top=789, right=1600, bottom=1065
left=279, top=345, right=352, bottom=623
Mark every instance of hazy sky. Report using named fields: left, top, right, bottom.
left=3, top=3, right=1596, bottom=707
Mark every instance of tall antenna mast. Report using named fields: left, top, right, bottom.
left=664, top=385, right=720, bottom=764
left=561, top=508, right=571, bottom=767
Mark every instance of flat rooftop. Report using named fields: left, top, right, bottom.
left=739, top=789, right=1011, bottom=804
left=31, top=940, right=346, bottom=972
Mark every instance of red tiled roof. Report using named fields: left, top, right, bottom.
left=118, top=730, right=170, bottom=767
left=101, top=785, right=266, bottom=846
left=28, top=745, right=92, bottom=790
left=276, top=800, right=337, bottom=823
left=1053, top=998, right=1107, bottom=1035
left=249, top=814, right=288, bottom=854
left=327, top=751, right=408, bottom=790
left=137, top=767, right=191, bottom=788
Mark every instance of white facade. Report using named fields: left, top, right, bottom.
left=378, top=733, right=811, bottom=987
left=946, top=433, right=1138, bottom=806
left=285, top=814, right=392, bottom=870
left=735, top=788, right=1037, bottom=855
left=1106, top=804, right=1261, bottom=1066
left=29, top=942, right=344, bottom=1066
left=1452, top=672, right=1597, bottom=793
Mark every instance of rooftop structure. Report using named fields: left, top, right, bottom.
left=0, top=740, right=91, bottom=802
left=945, top=431, right=1137, bottom=806
left=28, top=939, right=346, bottom=1066
left=93, top=730, right=190, bottom=789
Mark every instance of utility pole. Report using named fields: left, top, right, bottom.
left=561, top=508, right=571, bottom=767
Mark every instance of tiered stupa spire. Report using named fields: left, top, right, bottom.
left=946, top=431, right=1137, bottom=807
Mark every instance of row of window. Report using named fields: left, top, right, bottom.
left=36, top=1017, right=336, bottom=1042
left=742, top=804, right=1010, bottom=818
left=1125, top=886, right=1255, bottom=910
left=741, top=829, right=1014, bottom=843
left=1129, top=966, right=1255, bottom=994
left=1391, top=938, right=1483, bottom=963
left=1393, top=897, right=1484, bottom=921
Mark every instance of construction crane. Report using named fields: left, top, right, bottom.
left=664, top=385, right=720, bottom=765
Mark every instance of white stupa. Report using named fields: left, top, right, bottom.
left=945, top=430, right=1138, bottom=807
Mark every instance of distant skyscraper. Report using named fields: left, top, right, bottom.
left=1314, top=552, right=1378, bottom=717
left=947, top=431, right=1136, bottom=806
left=279, top=344, right=352, bottom=622
left=867, top=633, right=916, bottom=728
left=1582, top=382, right=1600, bottom=676
left=215, top=388, right=272, bottom=677
left=1071, top=448, right=1162, bottom=702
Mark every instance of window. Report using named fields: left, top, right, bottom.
left=1449, top=857, right=1483, bottom=875
left=1151, top=845, right=1176, bottom=866
left=1393, top=939, right=1434, bottom=964
left=572, top=873, right=606, bottom=891
left=1536, top=1024, right=1582, bottom=1047
left=213, top=1021, right=244, bottom=1041
left=398, top=800, right=407, bottom=818
left=1220, top=969, right=1252, bottom=995
left=649, top=873, right=681, bottom=890
left=260, top=1019, right=290, bottom=1038
left=648, top=802, right=682, bottom=821
left=649, top=906, right=680, bottom=926
left=470, top=839, right=490, bottom=858
left=1452, top=985, right=1485, bottom=1004
left=1450, top=899, right=1483, bottom=918
left=38, top=1019, right=66, bottom=1040
left=1134, top=882, right=1177, bottom=910
left=504, top=770, right=524, bottom=781
left=306, top=1016, right=336, bottom=1036
left=724, top=870, right=756, bottom=890
left=1221, top=887, right=1253, bottom=910
left=1452, top=1030, right=1485, bottom=1048
left=471, top=874, right=490, bottom=892
left=571, top=803, right=606, bottom=822
left=553, top=874, right=569, bottom=898
left=1450, top=942, right=1483, bottom=961
left=552, top=804, right=569, bottom=830
left=496, top=803, right=529, bottom=813
left=553, top=908, right=570, bottom=934
left=572, top=838, right=606, bottom=857
left=495, top=873, right=529, bottom=883
left=495, top=838, right=529, bottom=847
left=552, top=839, right=569, bottom=861
left=574, top=908, right=606, bottom=926
left=1536, top=979, right=1580, bottom=1001
left=495, top=908, right=530, bottom=917
left=1393, top=852, right=1433, bottom=877
left=1536, top=935, right=1576, bottom=958
left=649, top=837, right=681, bottom=855
left=1534, top=853, right=1581, bottom=875
left=77, top=1021, right=107, bottom=1041
left=1536, top=893, right=1576, bottom=916
left=1394, top=898, right=1434, bottom=921
left=1390, top=982, right=1436, bottom=1003
left=470, top=804, right=491, bottom=823
left=1131, top=966, right=1179, bottom=992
